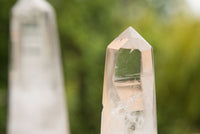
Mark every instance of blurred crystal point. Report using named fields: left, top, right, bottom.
left=8, top=0, right=70, bottom=134
left=101, top=27, right=157, bottom=134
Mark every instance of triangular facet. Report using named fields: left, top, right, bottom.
left=108, top=26, right=151, bottom=51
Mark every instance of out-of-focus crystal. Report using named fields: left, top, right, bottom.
left=8, top=0, right=70, bottom=134
left=101, top=27, right=157, bottom=134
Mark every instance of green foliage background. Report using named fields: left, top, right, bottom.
left=0, top=0, right=200, bottom=134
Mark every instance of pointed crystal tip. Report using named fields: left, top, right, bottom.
left=117, top=26, right=141, bottom=39
left=108, top=26, right=151, bottom=51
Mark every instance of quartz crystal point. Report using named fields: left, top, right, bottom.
left=101, top=27, right=157, bottom=134
left=8, top=0, right=70, bottom=134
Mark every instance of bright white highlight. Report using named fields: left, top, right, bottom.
left=186, top=0, right=200, bottom=16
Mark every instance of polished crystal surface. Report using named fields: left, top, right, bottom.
left=9, top=0, right=70, bottom=134
left=101, top=27, right=157, bottom=134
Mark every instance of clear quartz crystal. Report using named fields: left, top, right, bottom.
left=101, top=27, right=157, bottom=134
left=8, top=0, right=70, bottom=134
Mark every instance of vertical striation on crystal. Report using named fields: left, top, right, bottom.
left=101, top=27, right=157, bottom=134
left=8, top=0, right=70, bottom=134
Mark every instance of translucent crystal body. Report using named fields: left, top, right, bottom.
left=101, top=27, right=157, bottom=134
left=8, top=0, right=69, bottom=134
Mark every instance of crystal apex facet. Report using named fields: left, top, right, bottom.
left=108, top=26, right=151, bottom=51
